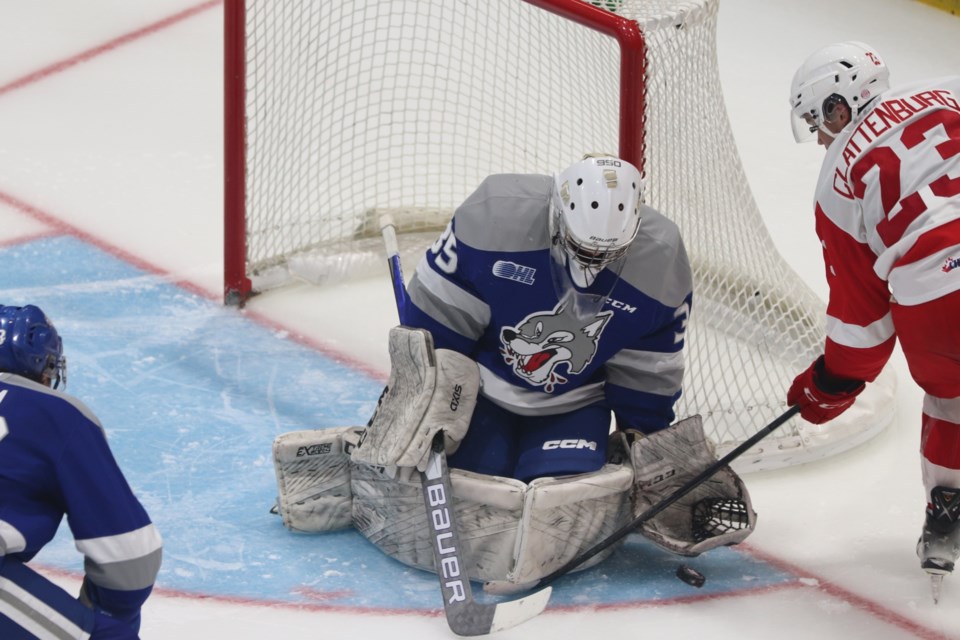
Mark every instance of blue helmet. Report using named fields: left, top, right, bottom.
left=0, top=305, right=66, bottom=388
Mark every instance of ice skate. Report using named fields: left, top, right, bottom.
left=916, top=486, right=960, bottom=604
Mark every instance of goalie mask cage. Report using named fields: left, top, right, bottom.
left=223, top=0, right=896, bottom=472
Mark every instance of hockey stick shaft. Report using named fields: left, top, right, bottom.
left=379, top=216, right=551, bottom=635
left=381, top=214, right=409, bottom=322
left=533, top=404, right=802, bottom=587
left=380, top=218, right=485, bottom=628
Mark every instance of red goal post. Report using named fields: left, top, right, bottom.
left=222, top=0, right=896, bottom=471
left=223, top=0, right=647, bottom=303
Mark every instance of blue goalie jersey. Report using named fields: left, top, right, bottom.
left=402, top=173, right=693, bottom=432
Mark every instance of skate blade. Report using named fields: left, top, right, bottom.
left=929, top=573, right=944, bottom=604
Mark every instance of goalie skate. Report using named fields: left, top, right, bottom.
left=916, top=486, right=960, bottom=603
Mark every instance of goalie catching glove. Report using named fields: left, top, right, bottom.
left=629, top=415, right=756, bottom=556
left=351, top=326, right=480, bottom=472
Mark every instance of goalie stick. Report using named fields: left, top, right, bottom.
left=485, top=404, right=802, bottom=594
left=379, top=215, right=552, bottom=636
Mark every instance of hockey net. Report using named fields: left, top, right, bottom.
left=223, top=0, right=896, bottom=471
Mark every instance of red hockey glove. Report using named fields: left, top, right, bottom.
left=787, top=356, right=865, bottom=424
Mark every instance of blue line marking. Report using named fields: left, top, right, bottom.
left=3, top=236, right=795, bottom=610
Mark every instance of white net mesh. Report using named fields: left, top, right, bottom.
left=235, top=0, right=895, bottom=470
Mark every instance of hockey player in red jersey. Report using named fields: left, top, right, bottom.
left=786, top=41, right=960, bottom=600
left=0, top=304, right=163, bottom=638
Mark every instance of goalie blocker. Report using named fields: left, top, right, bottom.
left=271, top=327, right=755, bottom=586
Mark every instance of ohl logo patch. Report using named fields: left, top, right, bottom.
left=492, top=260, right=536, bottom=285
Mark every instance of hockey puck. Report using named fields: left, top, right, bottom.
left=676, top=564, right=706, bottom=588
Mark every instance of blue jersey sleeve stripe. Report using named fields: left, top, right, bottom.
left=409, top=260, right=490, bottom=328
left=605, top=348, right=684, bottom=395
left=75, top=523, right=162, bottom=565
left=0, top=559, right=96, bottom=639
left=83, top=546, right=162, bottom=592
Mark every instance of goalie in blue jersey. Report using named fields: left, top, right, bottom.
left=0, top=304, right=162, bottom=640
left=273, top=156, right=756, bottom=589
left=394, top=153, right=693, bottom=480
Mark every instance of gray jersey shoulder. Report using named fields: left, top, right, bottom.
left=452, top=174, right=691, bottom=308
left=620, top=204, right=692, bottom=308
left=452, top=173, right=553, bottom=252
left=0, top=372, right=104, bottom=431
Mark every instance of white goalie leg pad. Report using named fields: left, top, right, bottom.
left=630, top=415, right=756, bottom=556
left=272, top=426, right=364, bottom=532
left=351, top=463, right=526, bottom=579
left=351, top=326, right=479, bottom=471
left=351, top=458, right=633, bottom=584
left=507, top=463, right=634, bottom=586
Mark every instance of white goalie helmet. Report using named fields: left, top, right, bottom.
left=549, top=154, right=643, bottom=317
left=789, top=41, right=890, bottom=142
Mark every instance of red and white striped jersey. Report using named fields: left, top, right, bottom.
left=812, top=76, right=960, bottom=382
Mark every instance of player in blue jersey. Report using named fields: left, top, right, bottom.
left=0, top=304, right=162, bottom=639
left=399, top=154, right=693, bottom=481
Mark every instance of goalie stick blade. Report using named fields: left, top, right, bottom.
left=489, top=585, right=552, bottom=634
left=445, top=585, right=553, bottom=637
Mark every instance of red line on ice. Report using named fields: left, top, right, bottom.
left=0, top=1, right=222, bottom=99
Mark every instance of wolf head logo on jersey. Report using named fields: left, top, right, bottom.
left=499, top=303, right=612, bottom=392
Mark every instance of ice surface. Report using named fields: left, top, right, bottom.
left=1, top=1, right=959, bottom=638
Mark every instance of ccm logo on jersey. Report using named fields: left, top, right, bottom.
left=605, top=298, right=637, bottom=313
left=542, top=439, right=597, bottom=451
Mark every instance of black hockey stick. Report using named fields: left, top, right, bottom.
left=380, top=215, right=552, bottom=636
left=485, top=404, right=802, bottom=594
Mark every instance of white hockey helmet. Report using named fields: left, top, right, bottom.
left=789, top=41, right=890, bottom=142
left=549, top=154, right=643, bottom=318
left=549, top=154, right=643, bottom=288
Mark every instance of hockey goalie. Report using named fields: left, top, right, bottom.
left=272, top=155, right=756, bottom=588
